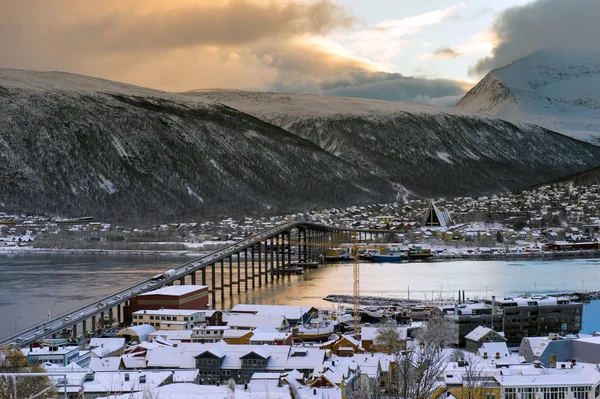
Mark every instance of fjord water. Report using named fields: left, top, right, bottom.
left=1, top=254, right=600, bottom=339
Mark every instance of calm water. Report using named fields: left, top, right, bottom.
left=1, top=254, right=600, bottom=339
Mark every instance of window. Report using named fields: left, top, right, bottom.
left=541, top=386, right=568, bottom=399
left=149, top=316, right=154, bottom=320
left=184, top=317, right=189, bottom=321
left=504, top=388, right=517, bottom=399
left=571, top=386, right=590, bottom=399
left=518, top=387, right=537, bottom=399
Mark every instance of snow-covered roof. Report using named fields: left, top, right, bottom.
left=89, top=357, right=122, bottom=372
left=138, top=285, right=208, bottom=297
left=149, top=330, right=193, bottom=342
left=89, top=338, right=126, bottom=356
left=465, top=326, right=494, bottom=342
left=478, top=342, right=510, bottom=357
left=223, top=313, right=287, bottom=329
left=230, top=304, right=315, bottom=320
left=117, top=324, right=156, bottom=341
left=133, top=309, right=204, bottom=316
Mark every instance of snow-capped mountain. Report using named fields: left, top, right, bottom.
left=186, top=90, right=600, bottom=199
left=1, top=69, right=600, bottom=219
left=456, top=49, right=600, bottom=145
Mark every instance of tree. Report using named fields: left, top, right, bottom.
left=393, top=318, right=456, bottom=399
left=452, top=355, right=488, bottom=399
left=374, top=320, right=404, bottom=354
left=395, top=341, right=446, bottom=399
left=0, top=348, right=57, bottom=399
left=449, top=348, right=466, bottom=363
left=416, top=317, right=457, bottom=348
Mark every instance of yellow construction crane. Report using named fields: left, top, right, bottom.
left=352, top=242, right=360, bottom=338
left=284, top=236, right=362, bottom=338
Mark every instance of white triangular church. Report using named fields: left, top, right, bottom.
left=422, top=201, right=452, bottom=228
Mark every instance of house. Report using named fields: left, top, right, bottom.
left=223, top=329, right=254, bottom=345
left=361, top=326, right=407, bottom=352
left=320, top=335, right=365, bottom=357
left=465, top=326, right=507, bottom=352
left=193, top=343, right=326, bottom=384
left=222, top=313, right=288, bottom=331
left=88, top=337, right=126, bottom=358
left=249, top=326, right=293, bottom=346
left=191, top=325, right=230, bottom=343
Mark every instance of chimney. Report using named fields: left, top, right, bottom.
left=483, top=352, right=488, bottom=360
left=462, top=290, right=466, bottom=303
left=458, top=290, right=461, bottom=305
left=496, top=352, right=500, bottom=359
left=491, top=296, right=496, bottom=330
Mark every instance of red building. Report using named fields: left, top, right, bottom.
left=124, top=285, right=209, bottom=324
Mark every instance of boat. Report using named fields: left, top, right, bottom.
left=408, top=245, right=433, bottom=259
left=370, top=250, right=405, bottom=262
left=294, top=321, right=337, bottom=341
left=325, top=248, right=351, bottom=262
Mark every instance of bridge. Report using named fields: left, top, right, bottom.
left=1, top=222, right=400, bottom=348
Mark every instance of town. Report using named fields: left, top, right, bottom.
left=1, top=179, right=600, bottom=258
left=2, top=281, right=597, bottom=399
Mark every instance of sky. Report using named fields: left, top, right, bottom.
left=1, top=0, right=598, bottom=107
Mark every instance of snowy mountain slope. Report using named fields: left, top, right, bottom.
left=456, top=49, right=600, bottom=145
left=185, top=90, right=600, bottom=199
left=0, top=70, right=395, bottom=220
left=2, top=69, right=600, bottom=220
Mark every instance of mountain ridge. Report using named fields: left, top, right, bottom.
left=2, top=69, right=600, bottom=220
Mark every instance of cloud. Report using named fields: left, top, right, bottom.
left=317, top=71, right=467, bottom=104
left=433, top=47, right=460, bottom=59
left=0, top=0, right=467, bottom=106
left=470, top=0, right=600, bottom=76
left=327, top=5, right=460, bottom=66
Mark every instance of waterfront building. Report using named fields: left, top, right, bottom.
left=438, top=302, right=503, bottom=347
left=131, top=309, right=206, bottom=330
left=123, top=285, right=209, bottom=324
left=488, top=296, right=583, bottom=347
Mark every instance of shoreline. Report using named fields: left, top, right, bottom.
left=324, top=291, right=600, bottom=307
left=0, top=246, right=199, bottom=257
left=1, top=245, right=599, bottom=260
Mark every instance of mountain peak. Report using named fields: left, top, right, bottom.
left=456, top=49, right=600, bottom=145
